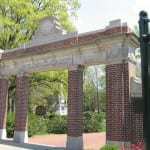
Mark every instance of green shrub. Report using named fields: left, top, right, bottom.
left=84, top=111, right=106, bottom=132
left=100, top=144, right=119, bottom=150
left=6, top=112, right=15, bottom=138
left=6, top=111, right=106, bottom=137
left=7, top=113, right=48, bottom=138
left=47, top=112, right=106, bottom=134
left=47, top=115, right=67, bottom=134
left=28, top=114, right=48, bottom=137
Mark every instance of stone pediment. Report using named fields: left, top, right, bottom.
left=33, top=17, right=63, bottom=37
left=21, top=17, right=76, bottom=48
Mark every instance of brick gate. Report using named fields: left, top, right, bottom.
left=0, top=18, right=143, bottom=150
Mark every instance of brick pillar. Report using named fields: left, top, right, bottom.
left=14, top=74, right=29, bottom=143
left=106, top=62, right=144, bottom=150
left=0, top=78, right=8, bottom=139
left=67, top=66, right=84, bottom=150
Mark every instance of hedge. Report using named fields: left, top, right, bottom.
left=100, top=144, right=119, bottom=150
left=6, top=111, right=106, bottom=137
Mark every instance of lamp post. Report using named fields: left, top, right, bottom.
left=139, top=10, right=150, bottom=150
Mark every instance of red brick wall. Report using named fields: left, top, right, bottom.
left=0, top=79, right=8, bottom=129
left=106, top=63, right=131, bottom=141
left=106, top=62, right=144, bottom=150
left=15, top=76, right=29, bottom=131
left=131, top=99, right=144, bottom=150
left=67, top=66, right=84, bottom=137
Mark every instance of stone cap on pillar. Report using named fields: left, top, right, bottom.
left=105, top=19, right=131, bottom=33
left=17, top=72, right=31, bottom=77
left=0, top=74, right=10, bottom=79
left=68, top=65, right=85, bottom=71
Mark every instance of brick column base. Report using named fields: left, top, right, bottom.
left=67, top=66, right=84, bottom=150
left=14, top=131, right=28, bottom=143
left=0, top=79, right=8, bottom=140
left=67, top=136, right=83, bottom=150
left=131, top=142, right=144, bottom=150
left=14, top=75, right=29, bottom=143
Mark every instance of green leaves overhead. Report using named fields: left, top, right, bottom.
left=29, top=70, right=68, bottom=112
left=0, top=0, right=80, bottom=49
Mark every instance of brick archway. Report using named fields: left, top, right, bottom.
left=0, top=19, right=143, bottom=150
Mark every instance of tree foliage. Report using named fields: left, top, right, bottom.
left=29, top=70, right=68, bottom=112
left=0, top=0, right=80, bottom=49
left=83, top=65, right=106, bottom=112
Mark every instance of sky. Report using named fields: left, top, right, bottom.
left=75, top=0, right=150, bottom=33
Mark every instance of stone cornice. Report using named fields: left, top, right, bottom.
left=2, top=26, right=138, bottom=61
left=0, top=23, right=139, bottom=77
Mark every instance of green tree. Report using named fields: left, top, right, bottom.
left=29, top=70, right=68, bottom=113
left=0, top=0, right=80, bottom=49
left=83, top=65, right=106, bottom=112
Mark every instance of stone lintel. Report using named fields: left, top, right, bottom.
left=0, top=42, right=136, bottom=76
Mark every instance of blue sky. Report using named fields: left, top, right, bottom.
left=75, top=0, right=150, bottom=33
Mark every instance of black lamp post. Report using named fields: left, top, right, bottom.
left=139, top=10, right=150, bottom=150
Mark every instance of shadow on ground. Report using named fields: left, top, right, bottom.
left=0, top=139, right=65, bottom=150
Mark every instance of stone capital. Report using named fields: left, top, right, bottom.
left=68, top=65, right=85, bottom=71
left=0, top=74, right=10, bottom=80
left=16, top=72, right=31, bottom=77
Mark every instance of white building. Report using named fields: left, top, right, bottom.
left=56, top=95, right=67, bottom=116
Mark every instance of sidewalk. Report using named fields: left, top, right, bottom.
left=0, top=132, right=106, bottom=150
left=0, top=140, right=65, bottom=150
